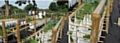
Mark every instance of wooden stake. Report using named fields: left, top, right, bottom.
left=16, top=23, right=21, bottom=43
left=33, top=16, right=36, bottom=33
left=78, top=0, right=81, bottom=4
left=26, top=16, right=28, bottom=23
left=52, top=29, right=57, bottom=43
left=2, top=21, right=8, bottom=43
left=60, top=17, right=64, bottom=38
left=18, top=18, right=21, bottom=25
left=90, top=13, right=100, bottom=43
left=44, top=16, right=47, bottom=26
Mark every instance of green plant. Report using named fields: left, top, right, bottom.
left=43, top=17, right=60, bottom=33
left=22, top=38, right=37, bottom=43
left=6, top=26, right=12, bottom=34
left=47, top=39, right=51, bottom=41
left=88, top=28, right=91, bottom=30
left=83, top=34, right=90, bottom=39
left=0, top=29, right=3, bottom=36
left=27, top=16, right=33, bottom=22
left=70, top=36, right=74, bottom=42
left=0, top=16, right=3, bottom=19
left=69, top=31, right=73, bottom=35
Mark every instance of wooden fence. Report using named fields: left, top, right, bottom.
left=90, top=0, right=113, bottom=43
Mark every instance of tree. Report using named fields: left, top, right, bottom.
left=56, top=1, right=68, bottom=9
left=49, top=2, right=58, bottom=11
left=24, top=4, right=39, bottom=11
left=1, top=4, right=21, bottom=10
left=5, top=0, right=9, bottom=17
left=24, top=4, right=33, bottom=11
left=15, top=0, right=37, bottom=10
left=1, top=4, right=22, bottom=14
left=56, top=1, right=68, bottom=13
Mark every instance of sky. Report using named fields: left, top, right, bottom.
left=0, top=0, right=55, bottom=9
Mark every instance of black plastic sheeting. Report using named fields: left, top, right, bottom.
left=104, top=0, right=120, bottom=43
left=59, top=21, right=68, bottom=43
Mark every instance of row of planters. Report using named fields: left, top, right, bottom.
left=68, top=30, right=90, bottom=43
left=22, top=17, right=61, bottom=43
left=43, top=17, right=60, bottom=33
left=76, top=1, right=99, bottom=20
left=0, top=14, right=51, bottom=43
left=0, top=13, right=28, bottom=19
left=0, top=15, right=33, bottom=37
left=68, top=1, right=100, bottom=43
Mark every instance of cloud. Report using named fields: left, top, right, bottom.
left=0, top=0, right=54, bottom=9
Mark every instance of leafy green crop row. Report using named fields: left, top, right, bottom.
left=43, top=17, right=60, bottom=33
left=76, top=2, right=99, bottom=20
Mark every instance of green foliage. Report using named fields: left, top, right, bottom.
left=57, top=1, right=68, bottom=9
left=27, top=16, right=33, bottom=22
left=43, top=17, right=60, bottom=32
left=10, top=14, right=19, bottom=19
left=0, top=29, right=3, bottom=36
left=88, top=28, right=91, bottom=30
left=82, top=0, right=100, bottom=4
left=76, top=2, right=99, bottom=20
left=0, top=26, right=12, bottom=36
left=69, top=31, right=73, bottom=35
left=0, top=16, right=3, bottom=20
left=49, top=2, right=59, bottom=11
left=5, top=13, right=28, bottom=19
left=83, top=34, right=90, bottom=39
left=24, top=4, right=39, bottom=11
left=0, top=4, right=21, bottom=10
left=47, top=39, right=51, bottom=41
left=59, top=8, right=68, bottom=13
left=22, top=38, right=37, bottom=43
left=70, top=36, right=74, bottom=42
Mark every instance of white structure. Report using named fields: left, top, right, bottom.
left=43, top=11, right=46, bottom=17
left=32, top=11, right=35, bottom=15
left=69, top=14, right=92, bottom=43
left=38, top=11, right=43, bottom=19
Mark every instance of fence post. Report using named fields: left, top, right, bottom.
left=60, top=16, right=64, bottom=39
left=16, top=23, right=21, bottom=43
left=33, top=16, right=36, bottom=33
left=78, top=0, right=81, bottom=4
left=52, top=29, right=57, bottom=43
left=2, top=21, right=8, bottom=43
left=110, top=0, right=114, bottom=12
left=26, top=16, right=28, bottom=24
left=90, top=13, right=100, bottom=43
left=44, top=16, right=47, bottom=26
